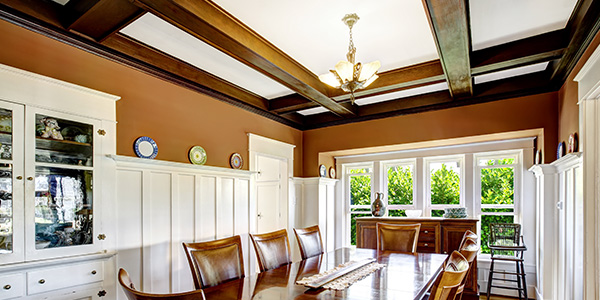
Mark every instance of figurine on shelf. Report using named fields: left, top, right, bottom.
left=40, top=117, right=64, bottom=140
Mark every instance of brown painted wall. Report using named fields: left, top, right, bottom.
left=303, top=93, right=559, bottom=177
left=0, top=20, right=303, bottom=175
left=558, top=30, right=600, bottom=149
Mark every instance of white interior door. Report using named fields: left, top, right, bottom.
left=255, top=155, right=286, bottom=233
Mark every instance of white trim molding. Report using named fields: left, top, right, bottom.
left=575, top=46, right=600, bottom=300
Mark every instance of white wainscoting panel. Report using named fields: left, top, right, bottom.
left=110, top=155, right=255, bottom=299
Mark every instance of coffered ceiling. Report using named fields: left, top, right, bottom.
left=0, top=0, right=597, bottom=130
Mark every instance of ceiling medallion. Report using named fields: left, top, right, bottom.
left=318, top=13, right=381, bottom=105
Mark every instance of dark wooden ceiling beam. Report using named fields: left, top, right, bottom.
left=0, top=0, right=63, bottom=27
left=132, top=0, right=355, bottom=117
left=471, top=29, right=568, bottom=76
left=303, top=71, right=553, bottom=129
left=102, top=33, right=270, bottom=110
left=422, top=0, right=473, bottom=98
left=550, top=0, right=600, bottom=83
left=66, top=0, right=143, bottom=42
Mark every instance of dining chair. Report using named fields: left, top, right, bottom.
left=376, top=222, right=421, bottom=253
left=293, top=225, right=324, bottom=259
left=456, top=237, right=480, bottom=300
left=428, top=251, right=470, bottom=300
left=118, top=268, right=204, bottom=300
left=250, top=228, right=292, bottom=272
left=182, top=235, right=245, bottom=289
left=458, top=229, right=478, bottom=250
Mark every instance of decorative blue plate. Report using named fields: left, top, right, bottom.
left=134, top=136, right=158, bottom=159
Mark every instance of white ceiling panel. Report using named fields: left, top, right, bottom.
left=474, top=62, right=549, bottom=84
left=212, top=0, right=439, bottom=74
left=120, top=13, right=294, bottom=99
left=470, top=0, right=578, bottom=50
left=355, top=82, right=448, bottom=106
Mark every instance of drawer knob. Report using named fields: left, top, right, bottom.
left=16, top=176, right=22, bottom=180
left=424, top=230, right=429, bottom=234
left=38, top=279, right=45, bottom=284
left=27, top=177, right=33, bottom=181
left=91, top=270, right=97, bottom=275
left=424, top=243, right=429, bottom=247
left=3, top=285, right=10, bottom=290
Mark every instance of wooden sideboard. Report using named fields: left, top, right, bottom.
left=356, top=217, right=479, bottom=299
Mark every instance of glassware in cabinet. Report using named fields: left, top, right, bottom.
left=25, top=109, right=101, bottom=260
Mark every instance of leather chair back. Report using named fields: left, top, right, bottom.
left=250, top=229, right=292, bottom=272
left=182, top=235, right=245, bottom=289
left=118, top=268, right=203, bottom=300
left=376, top=222, right=421, bottom=253
left=293, top=225, right=324, bottom=259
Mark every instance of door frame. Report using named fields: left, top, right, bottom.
left=248, top=133, right=295, bottom=259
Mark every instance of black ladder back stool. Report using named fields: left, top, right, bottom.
left=486, top=223, right=527, bottom=300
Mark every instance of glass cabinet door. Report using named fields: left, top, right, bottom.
left=26, top=108, right=100, bottom=260
left=0, top=102, right=24, bottom=264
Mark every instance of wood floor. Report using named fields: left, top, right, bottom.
left=480, top=296, right=525, bottom=300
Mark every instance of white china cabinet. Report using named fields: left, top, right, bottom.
left=0, top=64, right=119, bottom=300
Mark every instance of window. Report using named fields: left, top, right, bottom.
left=346, top=164, right=373, bottom=245
left=426, top=156, right=464, bottom=217
left=384, top=160, right=415, bottom=217
left=475, top=153, right=519, bottom=254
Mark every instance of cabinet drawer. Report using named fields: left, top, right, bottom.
left=419, top=226, right=437, bottom=242
left=417, top=242, right=436, bottom=253
left=0, top=273, right=24, bottom=300
left=27, top=261, right=103, bottom=295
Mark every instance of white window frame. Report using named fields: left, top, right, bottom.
left=343, top=162, right=374, bottom=245
left=474, top=150, right=522, bottom=256
left=424, top=155, right=465, bottom=217
left=382, top=159, right=417, bottom=213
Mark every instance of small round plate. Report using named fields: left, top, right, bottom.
left=557, top=141, right=566, bottom=159
left=134, top=136, right=158, bottom=159
left=189, top=146, right=207, bottom=165
left=319, top=164, right=326, bottom=177
left=230, top=153, right=243, bottom=169
left=329, top=167, right=336, bottom=178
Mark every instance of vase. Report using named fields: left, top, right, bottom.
left=371, top=192, right=386, bottom=217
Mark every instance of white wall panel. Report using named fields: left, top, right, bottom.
left=112, top=156, right=255, bottom=298
left=234, top=179, right=251, bottom=274
left=115, top=170, right=143, bottom=300
left=198, top=176, right=216, bottom=242
left=217, top=178, right=235, bottom=238
left=146, top=172, right=172, bottom=293
left=172, top=174, right=196, bottom=292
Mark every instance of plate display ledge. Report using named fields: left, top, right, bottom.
left=107, top=154, right=256, bottom=177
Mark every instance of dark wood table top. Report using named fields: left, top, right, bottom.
left=202, top=247, right=448, bottom=300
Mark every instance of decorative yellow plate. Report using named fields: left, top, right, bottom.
left=189, top=146, right=207, bottom=165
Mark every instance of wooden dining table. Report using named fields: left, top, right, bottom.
left=202, top=247, right=448, bottom=300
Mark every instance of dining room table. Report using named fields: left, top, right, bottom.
left=201, top=247, right=448, bottom=300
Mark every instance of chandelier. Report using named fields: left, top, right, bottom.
left=318, top=13, right=381, bottom=104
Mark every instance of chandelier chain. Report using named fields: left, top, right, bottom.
left=346, top=23, right=356, bottom=64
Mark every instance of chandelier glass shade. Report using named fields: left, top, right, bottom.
left=318, top=13, right=380, bottom=104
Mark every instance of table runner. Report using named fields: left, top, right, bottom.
left=296, top=260, right=386, bottom=291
